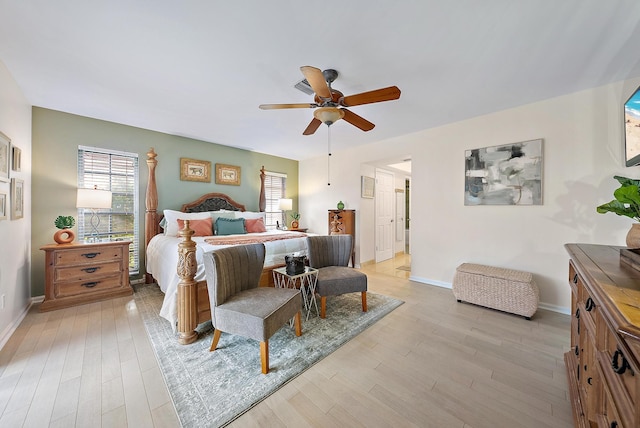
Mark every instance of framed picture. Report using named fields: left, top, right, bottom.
left=361, top=176, right=375, bottom=198
left=180, top=158, right=211, bottom=182
left=464, top=138, right=543, bottom=205
left=11, top=178, right=24, bottom=220
left=0, top=192, right=6, bottom=221
left=215, top=164, right=241, bottom=186
left=0, top=131, right=9, bottom=182
left=11, top=144, right=21, bottom=172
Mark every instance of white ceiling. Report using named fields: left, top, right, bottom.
left=2, top=1, right=640, bottom=161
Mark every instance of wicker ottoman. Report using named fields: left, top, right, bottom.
left=452, top=263, right=539, bottom=319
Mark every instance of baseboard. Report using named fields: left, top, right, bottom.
left=0, top=296, right=42, bottom=352
left=407, top=276, right=570, bottom=315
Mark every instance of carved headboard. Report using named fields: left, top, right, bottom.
left=180, top=193, right=246, bottom=213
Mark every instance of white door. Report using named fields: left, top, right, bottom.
left=375, top=169, right=394, bottom=262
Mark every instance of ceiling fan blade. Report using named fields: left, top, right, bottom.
left=342, top=109, right=375, bottom=132
left=340, top=86, right=401, bottom=107
left=259, top=103, right=316, bottom=110
left=300, top=66, right=331, bottom=99
left=302, top=118, right=322, bottom=135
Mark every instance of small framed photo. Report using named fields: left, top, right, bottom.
left=0, top=131, right=9, bottom=182
left=361, top=176, right=375, bottom=198
left=215, top=164, right=241, bottom=186
left=11, top=178, right=24, bottom=220
left=11, top=144, right=21, bottom=172
left=180, top=158, right=211, bottom=182
left=0, top=192, right=6, bottom=221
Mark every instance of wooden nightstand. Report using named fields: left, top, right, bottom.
left=40, top=241, right=132, bottom=311
left=288, top=228, right=308, bottom=233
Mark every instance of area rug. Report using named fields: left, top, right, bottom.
left=134, top=284, right=403, bottom=427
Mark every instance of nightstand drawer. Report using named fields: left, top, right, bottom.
left=55, top=246, right=123, bottom=266
left=54, top=261, right=122, bottom=282
left=55, top=275, right=123, bottom=298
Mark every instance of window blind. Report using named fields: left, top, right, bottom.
left=77, top=146, right=140, bottom=274
left=264, top=171, right=287, bottom=227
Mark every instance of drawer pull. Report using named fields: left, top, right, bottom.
left=575, top=308, right=580, bottom=319
left=610, top=422, right=618, bottom=428
left=611, top=349, right=632, bottom=375
left=81, top=281, right=100, bottom=288
left=574, top=345, right=579, bottom=356
left=573, top=273, right=578, bottom=284
left=81, top=252, right=100, bottom=259
left=587, top=377, right=592, bottom=385
left=585, top=297, right=595, bottom=312
left=81, top=267, right=100, bottom=273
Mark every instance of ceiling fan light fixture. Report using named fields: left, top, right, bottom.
left=314, top=107, right=344, bottom=126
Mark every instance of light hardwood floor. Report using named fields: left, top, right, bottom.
left=1, top=254, right=573, bottom=427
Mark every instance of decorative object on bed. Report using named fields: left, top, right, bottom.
left=177, top=217, right=212, bottom=237
left=10, top=178, right=24, bottom=220
left=0, top=131, right=9, bottom=182
left=203, top=243, right=302, bottom=374
left=215, top=163, right=241, bottom=185
left=464, top=138, right=543, bottom=206
left=306, top=235, right=367, bottom=319
left=215, top=217, right=246, bottom=235
left=596, top=175, right=640, bottom=248
left=53, top=215, right=76, bottom=244
left=134, top=282, right=403, bottom=427
left=180, top=157, right=211, bottom=182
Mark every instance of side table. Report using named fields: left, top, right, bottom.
left=273, top=266, right=318, bottom=320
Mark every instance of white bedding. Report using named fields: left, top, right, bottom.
left=146, top=230, right=309, bottom=329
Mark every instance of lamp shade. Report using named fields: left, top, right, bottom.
left=277, top=198, right=292, bottom=211
left=77, top=188, right=112, bottom=209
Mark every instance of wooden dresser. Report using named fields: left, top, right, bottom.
left=328, top=209, right=355, bottom=266
left=565, top=243, right=640, bottom=428
left=40, top=241, right=132, bottom=311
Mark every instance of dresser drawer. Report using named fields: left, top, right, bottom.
left=54, top=246, right=123, bottom=266
left=55, top=275, right=123, bottom=298
left=54, top=261, right=122, bottom=282
left=603, top=327, right=637, bottom=410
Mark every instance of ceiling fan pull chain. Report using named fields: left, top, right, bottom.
left=327, top=125, right=332, bottom=186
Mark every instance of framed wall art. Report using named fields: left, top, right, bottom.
left=0, top=131, right=9, bottom=182
left=180, top=158, right=211, bottom=182
left=11, top=178, right=24, bottom=220
left=215, top=164, right=241, bottom=186
left=464, top=138, right=543, bottom=206
left=11, top=144, right=21, bottom=172
left=0, top=192, right=6, bottom=221
left=361, top=176, right=375, bottom=198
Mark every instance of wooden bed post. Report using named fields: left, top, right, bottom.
left=145, top=148, right=158, bottom=284
left=259, top=165, right=266, bottom=212
left=177, top=220, right=198, bottom=344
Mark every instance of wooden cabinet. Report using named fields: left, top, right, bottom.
left=565, top=243, right=640, bottom=428
left=328, top=209, right=355, bottom=266
left=40, top=241, right=132, bottom=311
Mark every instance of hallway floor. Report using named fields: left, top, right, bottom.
left=361, top=252, right=411, bottom=279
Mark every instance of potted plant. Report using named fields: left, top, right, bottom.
left=596, top=175, right=640, bottom=247
left=290, top=212, right=300, bottom=229
left=54, top=215, right=76, bottom=244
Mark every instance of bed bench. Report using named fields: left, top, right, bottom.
left=452, top=263, right=539, bottom=319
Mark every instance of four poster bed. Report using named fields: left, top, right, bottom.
left=143, top=148, right=309, bottom=344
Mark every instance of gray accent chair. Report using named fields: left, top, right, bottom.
left=306, top=235, right=367, bottom=318
left=203, top=243, right=302, bottom=374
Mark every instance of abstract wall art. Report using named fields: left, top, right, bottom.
left=465, top=139, right=543, bottom=205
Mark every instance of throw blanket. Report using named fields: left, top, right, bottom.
left=205, top=232, right=307, bottom=246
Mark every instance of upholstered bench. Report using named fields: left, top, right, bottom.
left=452, top=263, right=539, bottom=319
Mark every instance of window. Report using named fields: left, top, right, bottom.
left=264, top=171, right=287, bottom=228
left=77, top=146, right=140, bottom=274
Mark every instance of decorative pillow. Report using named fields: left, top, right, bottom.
left=245, top=217, right=267, bottom=233
left=177, top=217, right=213, bottom=236
left=163, top=209, right=211, bottom=236
left=211, top=211, right=235, bottom=230
left=216, top=217, right=246, bottom=236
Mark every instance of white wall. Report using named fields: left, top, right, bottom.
left=0, top=60, right=32, bottom=349
left=300, top=77, right=640, bottom=312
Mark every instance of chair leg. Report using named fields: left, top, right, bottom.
left=320, top=296, right=327, bottom=319
left=294, top=311, right=302, bottom=336
left=361, top=291, right=368, bottom=312
left=210, top=329, right=222, bottom=352
left=260, top=340, right=269, bottom=374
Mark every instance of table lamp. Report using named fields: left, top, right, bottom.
left=277, top=198, right=292, bottom=229
left=77, top=185, right=112, bottom=242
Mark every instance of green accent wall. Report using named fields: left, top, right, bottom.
left=31, top=107, right=298, bottom=296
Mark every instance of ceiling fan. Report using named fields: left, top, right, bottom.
left=259, top=66, right=401, bottom=135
